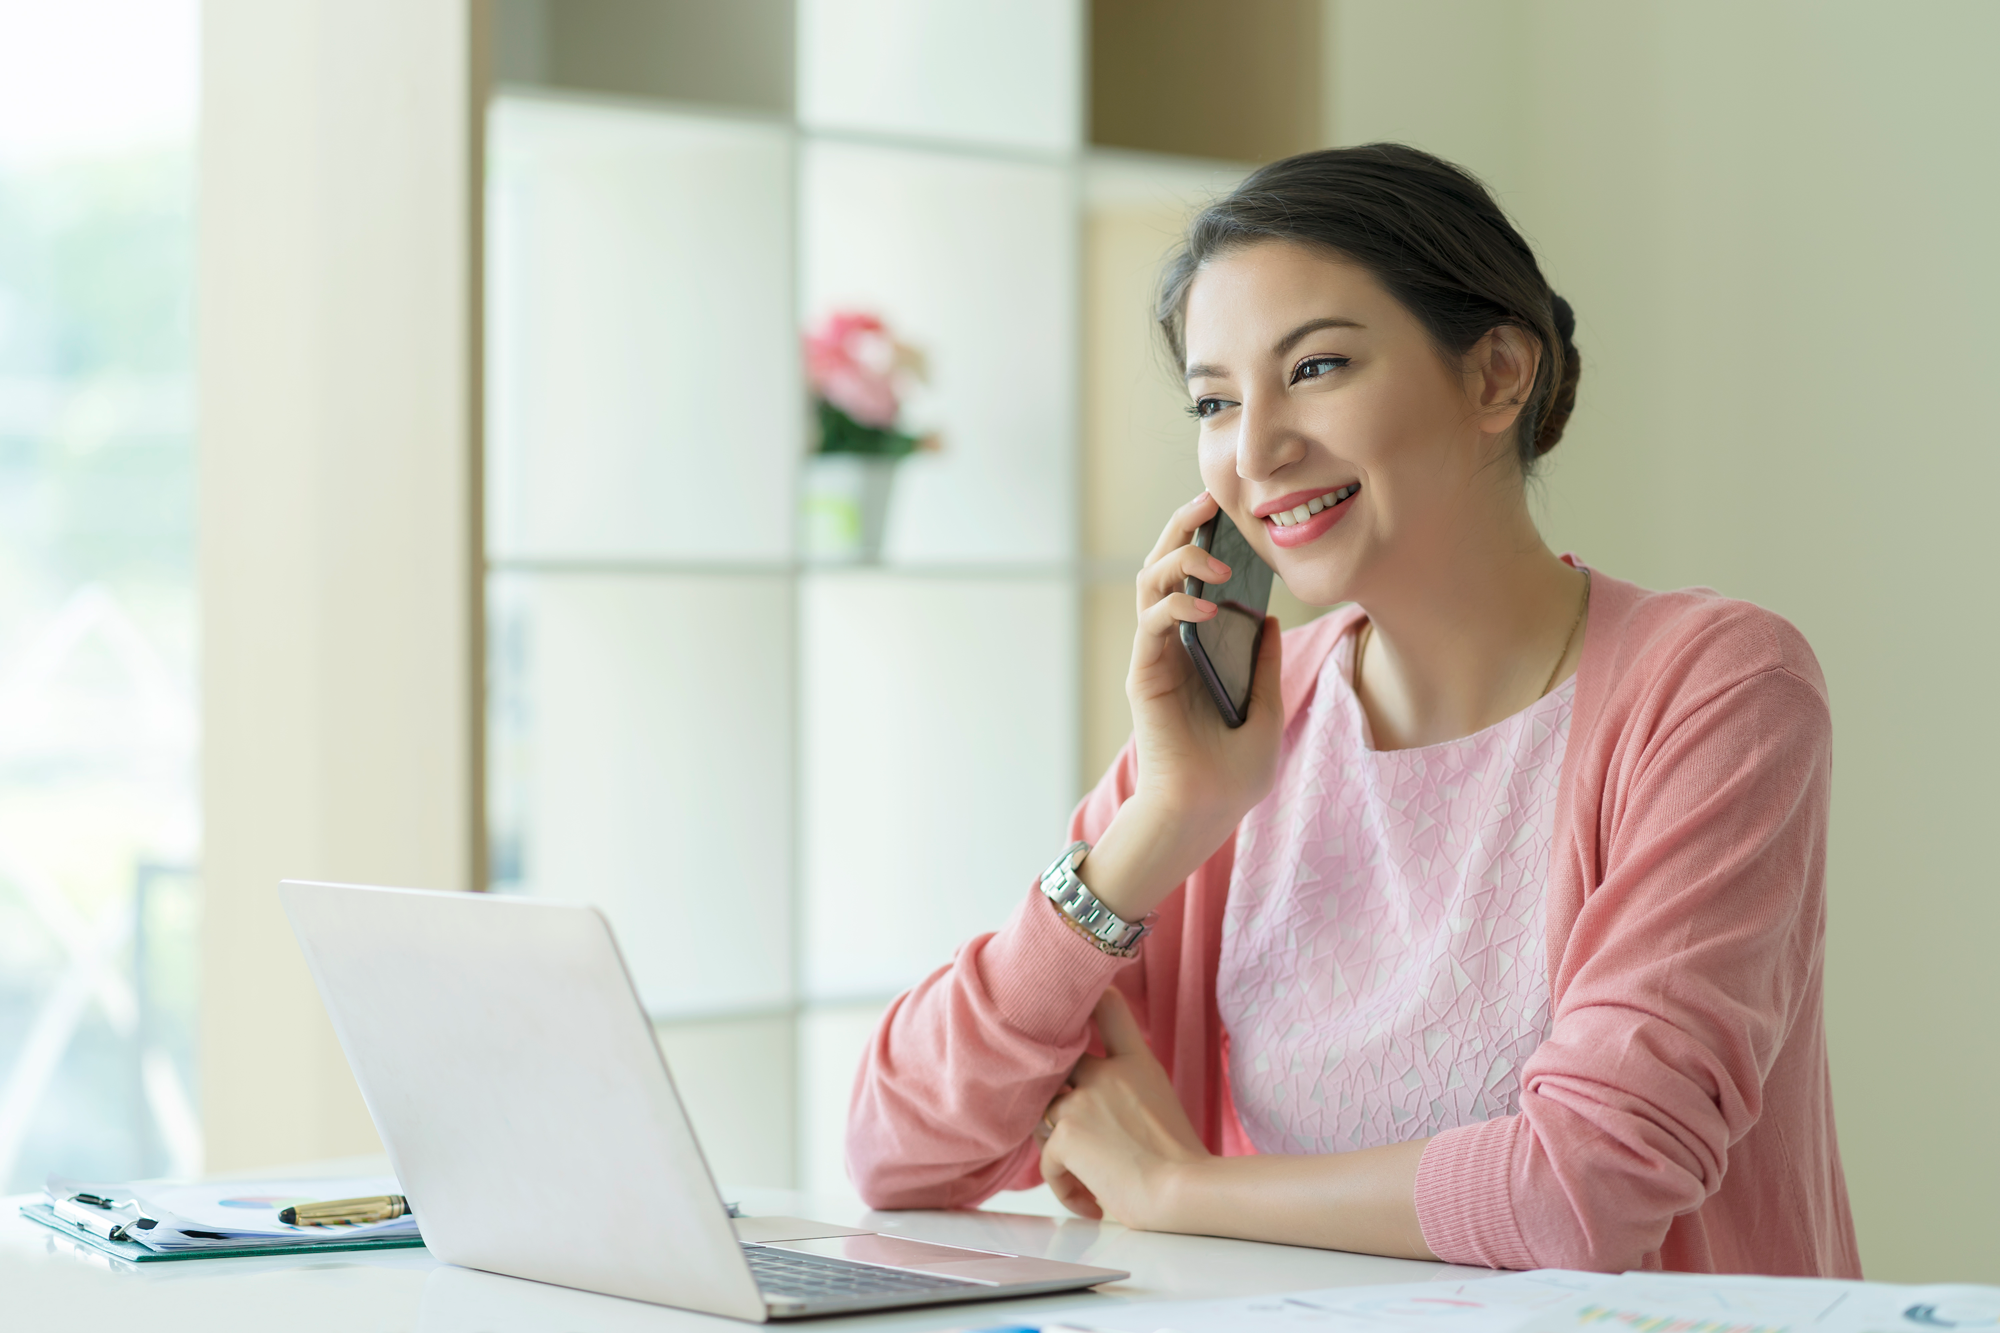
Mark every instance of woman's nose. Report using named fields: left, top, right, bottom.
left=1235, top=394, right=1308, bottom=481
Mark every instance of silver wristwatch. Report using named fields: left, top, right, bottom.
left=1039, top=840, right=1151, bottom=957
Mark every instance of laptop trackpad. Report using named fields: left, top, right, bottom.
left=765, top=1234, right=1008, bottom=1279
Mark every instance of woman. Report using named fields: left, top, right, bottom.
left=846, top=144, right=1859, bottom=1276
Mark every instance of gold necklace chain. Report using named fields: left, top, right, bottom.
left=1539, top=567, right=1591, bottom=699
left=1355, top=566, right=1592, bottom=703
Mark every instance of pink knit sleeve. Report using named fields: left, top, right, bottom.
left=844, top=746, right=1143, bottom=1210
left=1415, top=665, right=1832, bottom=1271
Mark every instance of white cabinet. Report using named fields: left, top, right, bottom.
left=491, top=570, right=793, bottom=1017
left=799, top=571, right=1076, bottom=1002
left=802, top=141, right=1077, bottom=566
left=488, top=97, right=796, bottom=564
left=488, top=0, right=1103, bottom=1192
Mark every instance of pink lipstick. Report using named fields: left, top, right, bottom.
left=1254, top=482, right=1360, bottom=549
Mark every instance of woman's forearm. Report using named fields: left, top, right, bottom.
left=1079, top=795, right=1236, bottom=921
left=1159, top=1139, right=1437, bottom=1260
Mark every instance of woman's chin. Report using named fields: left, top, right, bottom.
left=1270, top=563, right=1354, bottom=613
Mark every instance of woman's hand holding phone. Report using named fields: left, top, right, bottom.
left=1078, top=491, right=1284, bottom=923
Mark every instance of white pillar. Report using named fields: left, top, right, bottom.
left=197, top=0, right=486, bottom=1170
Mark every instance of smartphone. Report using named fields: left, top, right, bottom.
left=1178, top=510, right=1275, bottom=728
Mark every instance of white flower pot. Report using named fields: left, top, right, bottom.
left=800, top=453, right=899, bottom=563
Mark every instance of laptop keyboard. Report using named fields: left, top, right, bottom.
left=744, top=1244, right=982, bottom=1302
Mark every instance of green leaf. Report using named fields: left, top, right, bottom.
left=813, top=398, right=919, bottom=458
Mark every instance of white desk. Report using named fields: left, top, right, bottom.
left=7, top=1166, right=1474, bottom=1330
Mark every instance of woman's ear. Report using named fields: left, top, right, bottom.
left=1468, top=325, right=1541, bottom=440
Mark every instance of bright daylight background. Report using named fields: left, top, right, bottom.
left=0, top=0, right=202, bottom=1192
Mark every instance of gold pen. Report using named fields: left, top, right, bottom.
left=278, top=1194, right=411, bottom=1226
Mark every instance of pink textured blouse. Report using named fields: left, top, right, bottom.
left=846, top=566, right=1861, bottom=1276
left=1220, top=630, right=1570, bottom=1155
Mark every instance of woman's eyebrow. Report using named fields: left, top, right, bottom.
left=1273, top=316, right=1364, bottom=356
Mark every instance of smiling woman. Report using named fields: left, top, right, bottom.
left=846, top=145, right=1859, bottom=1278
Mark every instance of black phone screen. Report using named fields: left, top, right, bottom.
left=1179, top=511, right=1275, bottom=728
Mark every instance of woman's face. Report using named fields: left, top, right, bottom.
left=1181, top=240, right=1529, bottom=607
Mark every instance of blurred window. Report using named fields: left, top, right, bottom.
left=0, top=0, right=201, bottom=1191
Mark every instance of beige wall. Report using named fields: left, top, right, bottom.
left=198, top=0, right=486, bottom=1170
left=1331, top=0, right=2000, bottom=1280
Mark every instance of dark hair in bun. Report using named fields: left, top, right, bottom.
left=1158, top=143, right=1581, bottom=470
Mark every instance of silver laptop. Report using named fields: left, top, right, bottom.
left=280, top=880, right=1126, bottom=1320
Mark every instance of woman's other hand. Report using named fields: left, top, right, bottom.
left=1038, top=989, right=1209, bottom=1226
left=1078, top=491, right=1284, bottom=921
left=1040, top=995, right=1435, bottom=1256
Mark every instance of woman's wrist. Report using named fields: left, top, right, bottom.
left=1147, top=1151, right=1216, bottom=1234
left=1078, top=796, right=1233, bottom=921
left=1135, top=1144, right=1436, bottom=1257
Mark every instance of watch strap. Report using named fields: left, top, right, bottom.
left=1039, top=840, right=1151, bottom=957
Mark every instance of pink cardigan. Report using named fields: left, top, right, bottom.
left=846, top=568, right=1862, bottom=1276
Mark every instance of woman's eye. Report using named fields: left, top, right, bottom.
left=1291, top=355, right=1350, bottom=384
left=1186, top=397, right=1235, bottom=420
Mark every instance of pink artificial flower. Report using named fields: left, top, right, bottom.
left=804, top=309, right=921, bottom=429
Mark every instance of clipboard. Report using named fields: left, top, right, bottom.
left=20, top=1202, right=428, bottom=1263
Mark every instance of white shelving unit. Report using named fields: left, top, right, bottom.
left=485, top=0, right=1262, bottom=1195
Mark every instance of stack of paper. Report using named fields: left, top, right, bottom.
left=1031, top=1268, right=2000, bottom=1333
left=1514, top=1270, right=2000, bottom=1333
left=42, top=1175, right=419, bottom=1254
left=1033, top=1268, right=1608, bottom=1333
